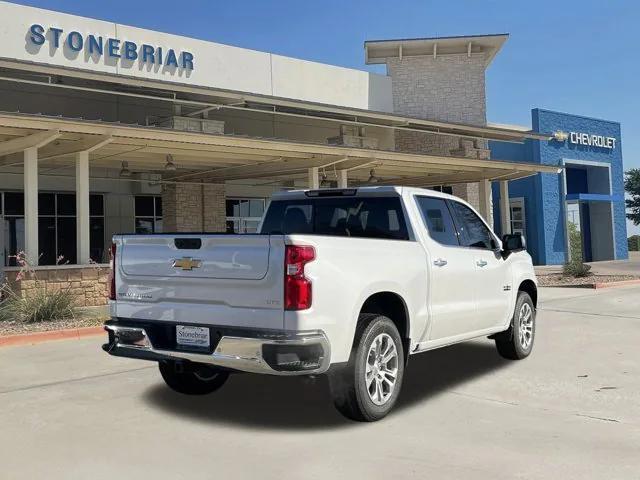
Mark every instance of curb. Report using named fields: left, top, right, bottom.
left=0, top=325, right=104, bottom=348
left=540, top=279, right=640, bottom=290
left=592, top=279, right=640, bottom=289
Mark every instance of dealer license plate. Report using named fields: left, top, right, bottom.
left=176, top=325, right=210, bottom=349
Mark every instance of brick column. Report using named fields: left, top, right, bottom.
left=203, top=183, right=226, bottom=232
left=386, top=53, right=492, bottom=210
left=162, top=182, right=226, bottom=232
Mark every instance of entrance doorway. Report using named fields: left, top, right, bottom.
left=564, top=161, right=616, bottom=262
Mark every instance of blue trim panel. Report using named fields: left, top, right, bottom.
left=565, top=194, right=623, bottom=202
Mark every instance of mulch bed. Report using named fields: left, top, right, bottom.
left=537, top=274, right=640, bottom=288
left=0, top=315, right=107, bottom=337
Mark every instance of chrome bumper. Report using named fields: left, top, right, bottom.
left=104, top=324, right=331, bottom=376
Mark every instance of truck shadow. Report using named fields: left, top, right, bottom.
left=143, top=340, right=511, bottom=431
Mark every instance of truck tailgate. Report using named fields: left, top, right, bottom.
left=113, top=234, right=286, bottom=330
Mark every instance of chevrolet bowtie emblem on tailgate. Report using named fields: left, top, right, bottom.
left=172, top=257, right=202, bottom=271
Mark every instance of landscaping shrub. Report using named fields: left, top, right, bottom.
left=629, top=235, right=640, bottom=252
left=0, top=251, right=77, bottom=323
left=562, top=261, right=592, bottom=278
left=562, top=220, right=592, bottom=278
left=0, top=284, right=76, bottom=323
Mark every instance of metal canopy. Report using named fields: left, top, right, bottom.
left=0, top=112, right=560, bottom=187
left=0, top=61, right=550, bottom=144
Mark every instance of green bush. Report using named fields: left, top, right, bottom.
left=562, top=261, right=592, bottom=278
left=0, top=285, right=76, bottom=323
left=629, top=235, right=640, bottom=252
left=567, top=221, right=583, bottom=262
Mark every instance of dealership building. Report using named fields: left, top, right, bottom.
left=0, top=2, right=628, bottom=304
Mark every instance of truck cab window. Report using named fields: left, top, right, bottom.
left=448, top=200, right=495, bottom=250
left=261, top=197, right=408, bottom=240
left=415, top=196, right=459, bottom=246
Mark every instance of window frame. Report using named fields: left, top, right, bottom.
left=226, top=197, right=267, bottom=234
left=1, top=191, right=25, bottom=267
left=260, top=195, right=411, bottom=241
left=134, top=195, right=163, bottom=234
left=446, top=199, right=500, bottom=252
left=1, top=191, right=106, bottom=266
left=414, top=195, right=461, bottom=247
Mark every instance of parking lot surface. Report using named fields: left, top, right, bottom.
left=1, top=286, right=639, bottom=479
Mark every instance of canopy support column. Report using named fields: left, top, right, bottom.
left=478, top=179, right=493, bottom=226
left=76, top=150, right=90, bottom=264
left=23, top=147, right=39, bottom=266
left=308, top=167, right=319, bottom=189
left=337, top=170, right=348, bottom=188
left=499, top=180, right=511, bottom=236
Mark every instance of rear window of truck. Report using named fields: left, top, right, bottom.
left=260, top=197, right=409, bottom=240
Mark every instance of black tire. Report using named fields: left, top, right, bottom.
left=328, top=314, right=405, bottom=422
left=158, top=360, right=229, bottom=395
left=495, top=291, right=535, bottom=360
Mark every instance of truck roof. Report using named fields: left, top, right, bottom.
left=271, top=186, right=459, bottom=201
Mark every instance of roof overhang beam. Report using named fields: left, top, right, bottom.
left=0, top=129, right=60, bottom=156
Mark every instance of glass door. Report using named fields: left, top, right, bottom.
left=225, top=198, right=266, bottom=233
left=509, top=198, right=526, bottom=237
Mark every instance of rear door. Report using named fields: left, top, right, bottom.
left=414, top=196, right=479, bottom=340
left=447, top=200, right=512, bottom=331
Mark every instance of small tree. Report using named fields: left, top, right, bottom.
left=563, top=221, right=591, bottom=277
left=626, top=169, right=640, bottom=226
left=567, top=221, right=583, bottom=262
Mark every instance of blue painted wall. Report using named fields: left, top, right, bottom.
left=490, top=108, right=628, bottom=265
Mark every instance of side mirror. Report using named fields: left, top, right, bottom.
left=502, top=233, right=526, bottom=257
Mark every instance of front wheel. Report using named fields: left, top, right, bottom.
left=329, top=314, right=405, bottom=422
left=159, top=360, right=229, bottom=395
left=495, top=291, right=535, bottom=360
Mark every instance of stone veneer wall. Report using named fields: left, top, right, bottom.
left=4, top=265, right=110, bottom=307
left=386, top=53, right=491, bottom=213
left=162, top=183, right=226, bottom=232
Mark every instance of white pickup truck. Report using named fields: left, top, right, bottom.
left=104, top=186, right=537, bottom=421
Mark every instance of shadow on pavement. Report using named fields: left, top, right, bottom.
left=143, top=340, right=510, bottom=430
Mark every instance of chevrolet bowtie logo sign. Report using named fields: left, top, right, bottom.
left=172, top=257, right=202, bottom=271
left=552, top=130, right=569, bottom=142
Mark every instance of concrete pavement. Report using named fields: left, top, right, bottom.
left=1, top=286, right=639, bottom=479
left=536, top=251, right=640, bottom=276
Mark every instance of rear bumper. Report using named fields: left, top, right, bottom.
left=103, top=320, right=331, bottom=376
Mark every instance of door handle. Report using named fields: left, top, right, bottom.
left=433, top=258, right=448, bottom=267
left=476, top=260, right=488, bottom=267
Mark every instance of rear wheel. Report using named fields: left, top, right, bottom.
left=329, top=314, right=405, bottom=422
left=495, top=291, right=535, bottom=360
left=159, top=360, right=229, bottom=395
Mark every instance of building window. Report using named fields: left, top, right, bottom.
left=1, top=192, right=105, bottom=266
left=226, top=198, right=266, bottom=233
left=509, top=198, right=526, bottom=237
left=2, top=192, right=25, bottom=267
left=429, top=185, right=454, bottom=195
left=135, top=196, right=162, bottom=234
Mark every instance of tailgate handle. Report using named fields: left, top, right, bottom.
left=175, top=238, right=202, bottom=250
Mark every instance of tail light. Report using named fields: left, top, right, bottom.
left=108, top=242, right=116, bottom=300
left=284, top=245, right=315, bottom=310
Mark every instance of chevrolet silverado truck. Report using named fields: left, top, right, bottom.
left=104, top=186, right=537, bottom=421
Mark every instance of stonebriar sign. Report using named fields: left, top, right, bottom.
left=28, top=23, right=194, bottom=70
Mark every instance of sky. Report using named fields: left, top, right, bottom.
left=13, top=0, right=640, bottom=234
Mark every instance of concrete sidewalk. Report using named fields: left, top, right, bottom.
left=1, top=286, right=639, bottom=479
left=536, top=251, right=640, bottom=276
